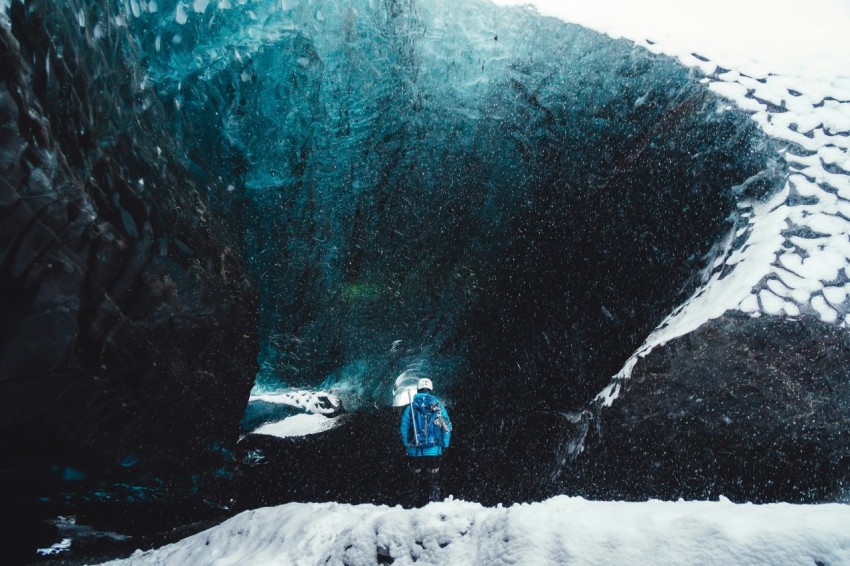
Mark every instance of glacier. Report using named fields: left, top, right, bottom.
left=102, top=0, right=781, bottom=409
left=1, top=0, right=849, bottom=562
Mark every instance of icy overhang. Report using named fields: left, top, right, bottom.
left=100, top=0, right=791, bottom=408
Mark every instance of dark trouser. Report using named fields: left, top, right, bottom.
left=408, top=455, right=442, bottom=507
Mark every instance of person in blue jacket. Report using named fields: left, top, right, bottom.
left=400, top=377, right=452, bottom=506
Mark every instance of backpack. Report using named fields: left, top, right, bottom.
left=411, top=393, right=448, bottom=448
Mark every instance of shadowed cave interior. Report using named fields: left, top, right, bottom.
left=0, top=0, right=791, bottom=559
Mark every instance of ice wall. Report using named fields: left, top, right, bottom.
left=112, top=0, right=780, bottom=410
left=0, top=0, right=258, bottom=507
left=571, top=10, right=850, bottom=407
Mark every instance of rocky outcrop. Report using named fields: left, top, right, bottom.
left=571, top=314, right=850, bottom=502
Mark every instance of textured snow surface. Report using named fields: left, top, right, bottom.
left=250, top=412, right=342, bottom=438
left=493, top=0, right=850, bottom=80
left=101, top=496, right=850, bottom=565
left=246, top=391, right=343, bottom=437
left=250, top=390, right=341, bottom=415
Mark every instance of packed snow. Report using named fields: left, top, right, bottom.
left=249, top=390, right=342, bottom=416
left=493, top=0, right=850, bottom=81
left=102, top=496, right=850, bottom=565
left=245, top=391, right=344, bottom=438
left=251, top=413, right=343, bottom=438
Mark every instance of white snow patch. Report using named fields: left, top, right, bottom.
left=249, top=389, right=342, bottom=415
left=824, top=285, right=847, bottom=307
left=250, top=413, right=342, bottom=438
left=175, top=2, right=188, bottom=24
left=811, top=294, right=838, bottom=323
left=100, top=497, right=850, bottom=565
left=498, top=0, right=850, bottom=407
left=492, top=0, right=850, bottom=82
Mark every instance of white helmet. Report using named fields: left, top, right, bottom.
left=417, top=377, right=433, bottom=391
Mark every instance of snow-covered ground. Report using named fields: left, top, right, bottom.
left=245, top=391, right=344, bottom=438
left=251, top=412, right=344, bottom=438
left=249, top=391, right=343, bottom=416
left=494, top=0, right=850, bottom=81
left=102, top=496, right=850, bottom=565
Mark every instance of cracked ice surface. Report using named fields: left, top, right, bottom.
left=249, top=390, right=342, bottom=415
left=628, top=54, right=850, bottom=384
left=492, top=1, right=850, bottom=405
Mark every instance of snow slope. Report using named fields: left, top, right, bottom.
left=251, top=413, right=343, bottom=438
left=492, top=0, right=850, bottom=405
left=493, top=0, right=850, bottom=81
left=102, top=496, right=850, bottom=565
left=244, top=391, right=344, bottom=438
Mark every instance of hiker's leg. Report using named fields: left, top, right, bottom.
left=408, top=459, right=423, bottom=508
left=410, top=470, right=423, bottom=508
left=425, top=468, right=440, bottom=502
left=423, top=457, right=443, bottom=502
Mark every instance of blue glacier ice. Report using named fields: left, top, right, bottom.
left=117, top=0, right=779, bottom=408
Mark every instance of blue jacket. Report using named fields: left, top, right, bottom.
left=400, top=393, right=452, bottom=457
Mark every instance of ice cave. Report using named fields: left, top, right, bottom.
left=1, top=0, right=849, bottom=563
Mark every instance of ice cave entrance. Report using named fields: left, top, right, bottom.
left=132, top=0, right=781, bottom=418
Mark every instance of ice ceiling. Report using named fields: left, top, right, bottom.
left=99, top=0, right=784, bottom=409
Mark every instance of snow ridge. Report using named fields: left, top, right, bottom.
left=102, top=496, right=850, bottom=565
left=588, top=25, right=850, bottom=407
left=249, top=390, right=342, bottom=415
